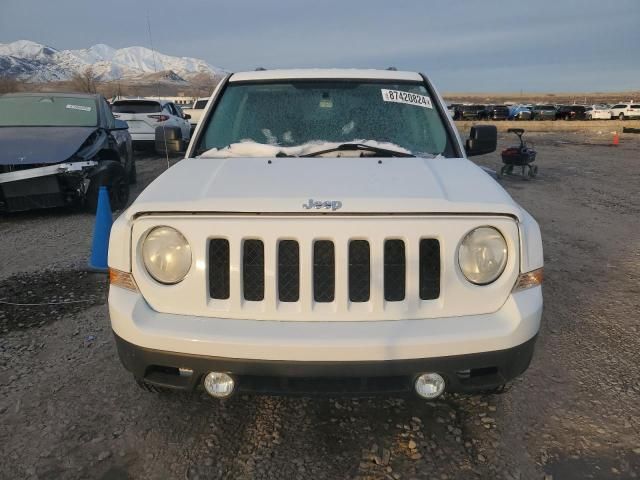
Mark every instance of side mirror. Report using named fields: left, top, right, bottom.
left=183, top=113, right=191, bottom=120
left=155, top=126, right=184, bottom=155
left=112, top=119, right=129, bottom=130
left=465, top=125, right=497, bottom=157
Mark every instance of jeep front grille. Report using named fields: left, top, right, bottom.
left=208, top=237, right=440, bottom=307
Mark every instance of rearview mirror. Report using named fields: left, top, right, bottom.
left=465, top=125, right=497, bottom=157
left=112, top=119, right=129, bottom=130
left=155, top=126, right=184, bottom=155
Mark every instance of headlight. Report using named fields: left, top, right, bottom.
left=142, top=226, right=192, bottom=284
left=458, top=227, right=508, bottom=285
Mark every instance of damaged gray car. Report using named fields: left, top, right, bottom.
left=0, top=93, right=135, bottom=213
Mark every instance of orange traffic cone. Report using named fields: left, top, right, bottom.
left=612, top=131, right=619, bottom=146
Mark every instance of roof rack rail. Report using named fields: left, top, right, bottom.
left=255, top=67, right=267, bottom=71
left=386, top=67, right=397, bottom=71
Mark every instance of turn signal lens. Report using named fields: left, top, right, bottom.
left=513, top=268, right=544, bottom=292
left=109, top=268, right=139, bottom=292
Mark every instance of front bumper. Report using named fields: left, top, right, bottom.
left=109, top=286, right=542, bottom=395
left=0, top=161, right=97, bottom=212
left=115, top=332, right=537, bottom=395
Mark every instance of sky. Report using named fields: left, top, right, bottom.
left=1, top=0, right=638, bottom=92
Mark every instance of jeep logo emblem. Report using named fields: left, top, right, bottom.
left=302, top=198, right=343, bottom=211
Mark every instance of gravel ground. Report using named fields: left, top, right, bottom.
left=0, top=133, right=639, bottom=480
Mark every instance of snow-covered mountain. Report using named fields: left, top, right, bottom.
left=0, top=40, right=223, bottom=83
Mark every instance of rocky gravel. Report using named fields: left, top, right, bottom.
left=1, top=135, right=639, bottom=479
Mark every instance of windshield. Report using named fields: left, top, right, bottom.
left=0, top=95, right=98, bottom=127
left=196, top=80, right=454, bottom=157
left=112, top=101, right=162, bottom=114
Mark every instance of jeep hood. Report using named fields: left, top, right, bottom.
left=0, top=126, right=99, bottom=165
left=127, top=156, right=523, bottom=218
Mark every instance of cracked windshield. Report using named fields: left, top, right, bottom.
left=197, top=81, right=453, bottom=157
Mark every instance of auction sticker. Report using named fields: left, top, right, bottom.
left=381, top=89, right=432, bottom=109
left=66, top=104, right=92, bottom=112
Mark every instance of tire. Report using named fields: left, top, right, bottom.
left=86, top=163, right=130, bottom=213
left=529, top=165, right=538, bottom=178
left=619, top=113, right=625, bottom=120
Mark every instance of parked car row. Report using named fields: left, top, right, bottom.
left=449, top=102, right=640, bottom=120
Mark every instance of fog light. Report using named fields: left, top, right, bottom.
left=414, top=373, right=446, bottom=399
left=203, top=372, right=235, bottom=398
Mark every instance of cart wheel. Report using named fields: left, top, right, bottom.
left=529, top=165, right=538, bottom=178
left=500, top=165, right=509, bottom=176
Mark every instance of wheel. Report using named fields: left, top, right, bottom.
left=86, top=163, right=130, bottom=212
left=529, top=165, right=538, bottom=177
left=619, top=113, right=625, bottom=120
left=586, top=114, right=592, bottom=120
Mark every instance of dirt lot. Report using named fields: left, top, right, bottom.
left=1, top=131, right=639, bottom=480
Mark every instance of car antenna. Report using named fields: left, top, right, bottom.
left=255, top=67, right=267, bottom=71
left=386, top=67, right=397, bottom=71
left=146, top=11, right=170, bottom=170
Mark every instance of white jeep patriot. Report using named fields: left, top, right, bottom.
left=108, top=69, right=543, bottom=400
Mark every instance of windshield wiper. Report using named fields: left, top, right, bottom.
left=301, top=143, right=415, bottom=158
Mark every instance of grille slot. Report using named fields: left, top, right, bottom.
left=209, top=239, right=230, bottom=299
left=384, top=240, right=406, bottom=301
left=313, top=241, right=335, bottom=303
left=243, top=240, right=264, bottom=301
left=278, top=240, right=300, bottom=302
left=349, top=240, right=370, bottom=302
left=419, top=239, right=441, bottom=300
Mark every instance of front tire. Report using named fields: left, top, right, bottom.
left=86, top=163, right=129, bottom=212
left=619, top=113, right=625, bottom=120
